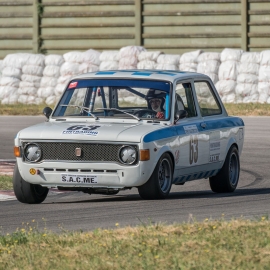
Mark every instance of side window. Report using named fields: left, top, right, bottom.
left=194, top=81, right=221, bottom=116
left=175, top=82, right=197, bottom=118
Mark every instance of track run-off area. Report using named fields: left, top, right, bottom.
left=0, top=116, right=269, bottom=233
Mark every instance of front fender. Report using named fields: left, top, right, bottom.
left=153, top=146, right=175, bottom=172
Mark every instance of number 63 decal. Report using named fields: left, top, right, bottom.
left=189, top=135, right=198, bottom=165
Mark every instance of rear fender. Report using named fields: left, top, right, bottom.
left=221, top=137, right=238, bottom=168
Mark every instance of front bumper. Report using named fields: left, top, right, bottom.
left=16, top=158, right=152, bottom=188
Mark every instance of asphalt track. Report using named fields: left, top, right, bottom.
left=0, top=116, right=269, bottom=233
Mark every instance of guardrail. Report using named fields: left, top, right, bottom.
left=0, top=0, right=269, bottom=59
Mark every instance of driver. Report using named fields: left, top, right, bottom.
left=146, top=89, right=166, bottom=119
left=149, top=97, right=165, bottom=119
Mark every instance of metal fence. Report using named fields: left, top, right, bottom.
left=0, top=0, right=269, bottom=59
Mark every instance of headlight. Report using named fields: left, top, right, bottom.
left=24, top=143, right=42, bottom=162
left=118, top=146, right=137, bottom=165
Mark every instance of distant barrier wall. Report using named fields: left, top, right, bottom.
left=0, top=0, right=269, bottom=59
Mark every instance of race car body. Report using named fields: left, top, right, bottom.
left=13, top=70, right=245, bottom=203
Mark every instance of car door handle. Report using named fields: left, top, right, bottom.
left=201, top=123, right=207, bottom=128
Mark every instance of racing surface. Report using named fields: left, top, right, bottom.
left=0, top=116, right=269, bottom=233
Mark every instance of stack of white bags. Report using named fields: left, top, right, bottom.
left=55, top=49, right=100, bottom=96
left=118, top=46, right=145, bottom=69
left=215, top=48, right=243, bottom=103
left=99, top=51, right=119, bottom=70
left=180, top=50, right=202, bottom=72
left=18, top=54, right=45, bottom=105
left=197, top=52, right=220, bottom=84
left=258, top=50, right=270, bottom=104
left=0, top=53, right=29, bottom=104
left=1, top=48, right=270, bottom=106
left=137, top=51, right=162, bottom=69
left=156, top=54, right=180, bottom=70
left=235, top=52, right=260, bottom=103
left=37, top=55, right=64, bottom=106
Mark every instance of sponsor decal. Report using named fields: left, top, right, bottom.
left=175, top=150, right=180, bottom=164
left=68, top=81, right=78, bottom=89
left=183, top=125, right=198, bottom=135
left=189, top=135, right=198, bottom=165
left=61, top=174, right=98, bottom=184
left=209, top=139, right=221, bottom=162
left=62, top=125, right=100, bottom=136
left=209, top=154, right=220, bottom=163
left=210, top=141, right=221, bottom=151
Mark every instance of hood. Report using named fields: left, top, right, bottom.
left=18, top=121, right=164, bottom=143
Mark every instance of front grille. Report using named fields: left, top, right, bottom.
left=22, top=142, right=138, bottom=164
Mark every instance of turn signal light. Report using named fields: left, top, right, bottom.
left=140, top=149, right=150, bottom=161
left=14, top=146, right=21, bottom=157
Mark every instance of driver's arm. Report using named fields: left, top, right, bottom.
left=156, top=111, right=165, bottom=119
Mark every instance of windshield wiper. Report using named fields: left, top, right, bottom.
left=60, top=105, right=99, bottom=120
left=97, top=108, right=141, bottom=121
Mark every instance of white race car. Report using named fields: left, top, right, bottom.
left=13, top=70, right=244, bottom=203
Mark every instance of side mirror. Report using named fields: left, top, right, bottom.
left=174, top=109, right=188, bottom=124
left=43, top=107, right=52, bottom=119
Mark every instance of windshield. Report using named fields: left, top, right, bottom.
left=53, top=79, right=171, bottom=120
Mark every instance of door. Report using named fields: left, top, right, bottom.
left=193, top=80, right=225, bottom=173
left=173, top=81, right=209, bottom=183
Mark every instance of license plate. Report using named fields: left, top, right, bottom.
left=61, top=174, right=98, bottom=184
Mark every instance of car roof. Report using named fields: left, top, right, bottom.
left=72, top=69, right=210, bottom=83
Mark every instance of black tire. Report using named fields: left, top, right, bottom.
left=209, top=145, right=240, bottom=193
left=138, top=153, right=173, bottom=200
left=13, top=163, right=49, bottom=204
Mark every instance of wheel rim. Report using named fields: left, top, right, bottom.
left=158, top=158, right=172, bottom=193
left=229, top=153, right=239, bottom=186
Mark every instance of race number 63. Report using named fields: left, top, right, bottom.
left=189, top=135, right=198, bottom=165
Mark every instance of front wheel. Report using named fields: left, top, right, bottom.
left=138, top=153, right=173, bottom=200
left=13, top=163, right=49, bottom=204
left=209, top=145, right=240, bottom=193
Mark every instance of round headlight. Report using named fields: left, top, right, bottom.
left=119, top=146, right=137, bottom=165
left=24, top=143, right=42, bottom=162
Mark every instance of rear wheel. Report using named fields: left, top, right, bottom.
left=209, top=145, right=240, bottom=193
left=13, top=163, right=49, bottom=204
left=138, top=153, right=173, bottom=200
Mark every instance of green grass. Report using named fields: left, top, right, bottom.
left=225, top=103, right=270, bottom=116
left=0, top=218, right=270, bottom=269
left=0, top=175, right=12, bottom=190
left=0, top=103, right=270, bottom=116
left=0, top=103, right=49, bottom=115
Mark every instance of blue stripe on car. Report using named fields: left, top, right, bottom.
left=143, top=117, right=243, bottom=143
left=95, top=71, right=116, bottom=75
left=131, top=72, right=153, bottom=76
left=76, top=79, right=171, bottom=92
left=144, top=126, right=178, bottom=143
left=156, top=71, right=178, bottom=76
left=173, top=169, right=219, bottom=184
left=198, top=172, right=204, bottom=179
left=180, top=176, right=185, bottom=182
left=117, top=70, right=140, bottom=73
left=204, top=117, right=244, bottom=130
